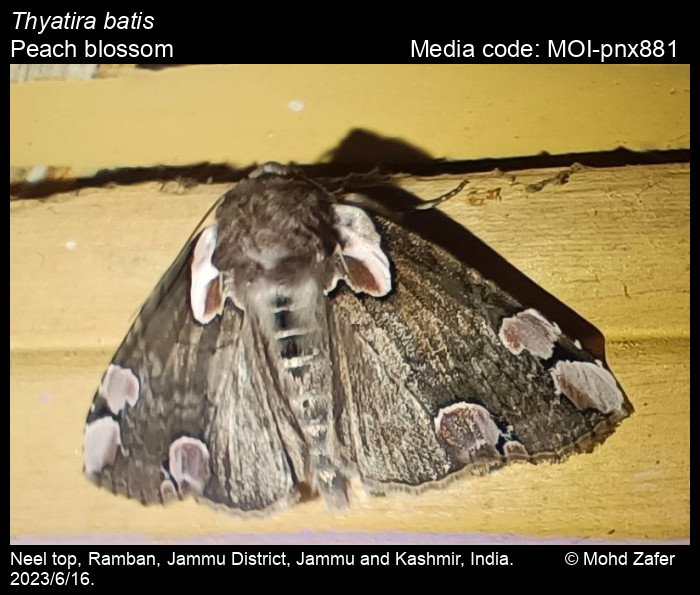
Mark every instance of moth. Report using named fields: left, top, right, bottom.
left=83, top=162, right=633, bottom=514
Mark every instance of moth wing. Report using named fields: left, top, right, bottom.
left=83, top=229, right=298, bottom=514
left=331, top=217, right=633, bottom=492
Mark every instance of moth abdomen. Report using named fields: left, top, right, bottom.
left=268, top=303, right=317, bottom=376
left=255, top=278, right=352, bottom=508
left=278, top=335, right=302, bottom=359
left=273, top=308, right=292, bottom=331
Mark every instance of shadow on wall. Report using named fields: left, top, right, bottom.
left=9, top=126, right=688, bottom=196
left=320, top=129, right=435, bottom=165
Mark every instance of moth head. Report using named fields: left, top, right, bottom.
left=211, top=173, right=393, bottom=297
left=191, top=175, right=394, bottom=325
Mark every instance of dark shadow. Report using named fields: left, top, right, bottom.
left=320, top=129, right=434, bottom=165
left=9, top=163, right=248, bottom=200
left=10, top=148, right=688, bottom=201
left=9, top=124, right=688, bottom=199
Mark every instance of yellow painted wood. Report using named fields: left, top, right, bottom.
left=9, top=165, right=689, bottom=539
left=9, top=64, right=690, bottom=178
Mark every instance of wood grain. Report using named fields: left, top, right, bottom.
left=9, top=164, right=689, bottom=540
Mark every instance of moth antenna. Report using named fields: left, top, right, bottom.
left=412, top=179, right=469, bottom=211
left=294, top=170, right=340, bottom=198
left=337, top=179, right=469, bottom=221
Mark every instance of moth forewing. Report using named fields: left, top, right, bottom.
left=83, top=165, right=632, bottom=514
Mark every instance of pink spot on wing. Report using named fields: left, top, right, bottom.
left=550, top=360, right=624, bottom=414
left=190, top=225, right=222, bottom=324
left=331, top=204, right=392, bottom=297
left=168, top=437, right=211, bottom=495
left=39, top=393, right=51, bottom=404
left=434, top=402, right=502, bottom=464
left=99, top=364, right=140, bottom=414
left=499, top=309, right=560, bottom=359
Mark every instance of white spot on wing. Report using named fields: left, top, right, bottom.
left=190, top=225, right=222, bottom=324
left=550, top=360, right=624, bottom=414
left=288, top=99, right=305, bottom=112
left=332, top=204, right=392, bottom=297
left=83, top=417, right=121, bottom=475
left=168, top=437, right=211, bottom=495
left=65, top=240, right=77, bottom=251
left=99, top=364, right=140, bottom=414
left=499, top=309, right=560, bottom=359
left=434, top=402, right=502, bottom=447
